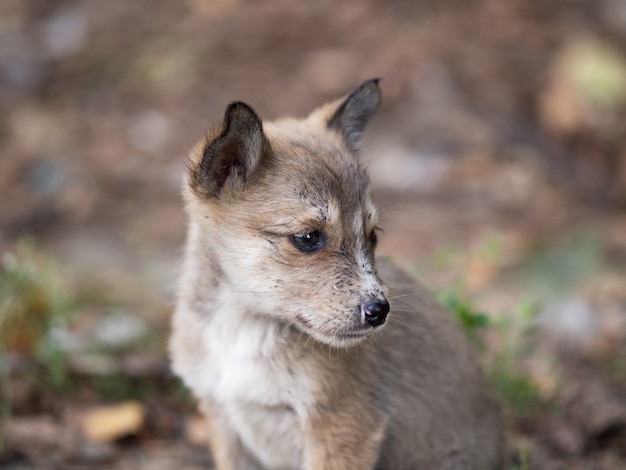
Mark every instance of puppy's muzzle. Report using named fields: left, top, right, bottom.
left=361, top=298, right=390, bottom=327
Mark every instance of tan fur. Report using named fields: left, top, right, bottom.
left=170, top=81, right=506, bottom=469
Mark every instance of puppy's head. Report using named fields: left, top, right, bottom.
left=185, top=79, right=389, bottom=347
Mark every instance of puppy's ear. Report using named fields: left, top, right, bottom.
left=189, top=102, right=270, bottom=198
left=327, top=78, right=381, bottom=151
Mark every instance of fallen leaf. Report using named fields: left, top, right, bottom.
left=81, top=401, right=145, bottom=444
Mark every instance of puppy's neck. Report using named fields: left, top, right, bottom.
left=179, top=220, right=279, bottom=326
left=178, top=220, right=227, bottom=312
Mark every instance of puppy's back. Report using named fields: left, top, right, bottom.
left=372, top=259, right=505, bottom=469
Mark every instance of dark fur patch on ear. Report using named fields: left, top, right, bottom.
left=189, top=102, right=270, bottom=199
left=328, top=79, right=381, bottom=151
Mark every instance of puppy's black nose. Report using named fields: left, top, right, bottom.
left=363, top=299, right=390, bottom=327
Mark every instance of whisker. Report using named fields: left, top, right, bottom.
left=389, top=293, right=422, bottom=300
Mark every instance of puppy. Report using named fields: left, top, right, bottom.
left=170, top=79, right=506, bottom=469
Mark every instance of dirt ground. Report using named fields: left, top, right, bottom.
left=1, top=1, right=626, bottom=469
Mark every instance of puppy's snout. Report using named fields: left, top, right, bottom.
left=362, top=298, right=390, bottom=327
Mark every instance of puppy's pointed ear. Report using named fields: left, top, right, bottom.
left=189, top=102, right=270, bottom=198
left=327, top=78, right=381, bottom=151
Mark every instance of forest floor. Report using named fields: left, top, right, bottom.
left=1, top=1, right=626, bottom=468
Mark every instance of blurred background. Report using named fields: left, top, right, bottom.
left=1, top=0, right=625, bottom=468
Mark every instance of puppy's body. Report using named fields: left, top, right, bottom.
left=170, top=81, right=505, bottom=469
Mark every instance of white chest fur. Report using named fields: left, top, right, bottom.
left=203, top=310, right=309, bottom=405
left=190, top=301, right=314, bottom=469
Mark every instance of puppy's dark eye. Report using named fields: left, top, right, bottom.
left=290, top=231, right=324, bottom=252
left=370, top=230, right=378, bottom=247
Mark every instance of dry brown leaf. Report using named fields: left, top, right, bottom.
left=80, top=401, right=145, bottom=444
